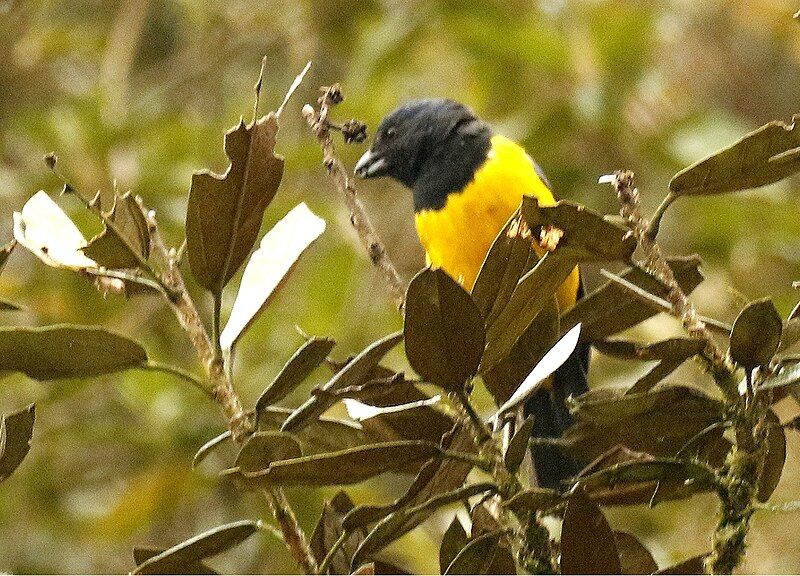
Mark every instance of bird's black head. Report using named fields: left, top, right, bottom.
left=354, top=98, right=492, bottom=211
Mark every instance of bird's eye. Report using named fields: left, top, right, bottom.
left=386, top=127, right=397, bottom=139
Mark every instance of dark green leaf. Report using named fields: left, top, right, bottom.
left=352, top=483, right=497, bottom=570
left=521, top=197, right=636, bottom=262
left=561, top=257, right=704, bottom=343
left=133, top=520, right=259, bottom=574
left=0, top=325, right=147, bottom=380
left=757, top=409, right=786, bottom=502
left=234, top=431, right=303, bottom=473
left=0, top=404, right=35, bottom=482
left=311, top=492, right=368, bottom=575
left=439, top=518, right=468, bottom=575
left=404, top=268, right=485, bottom=391
left=258, top=407, right=370, bottom=455
left=0, top=239, right=14, bottom=275
left=482, top=250, right=579, bottom=372
left=281, top=332, right=402, bottom=433
left=187, top=113, right=284, bottom=294
left=614, top=532, right=657, bottom=575
left=443, top=531, right=503, bottom=575
left=84, top=192, right=150, bottom=269
left=669, top=115, right=800, bottom=196
left=760, top=361, right=800, bottom=393
left=255, top=336, right=335, bottom=413
left=132, top=547, right=217, bottom=575
left=192, top=431, right=232, bottom=469
left=560, top=487, right=621, bottom=575
left=471, top=212, right=536, bottom=324
left=357, top=399, right=455, bottom=447
left=504, top=416, right=535, bottom=473
left=654, top=554, right=708, bottom=574
left=0, top=300, right=20, bottom=311
left=503, top=488, right=565, bottom=516
left=730, top=298, right=782, bottom=369
left=228, top=441, right=441, bottom=487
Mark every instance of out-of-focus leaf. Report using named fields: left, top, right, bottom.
left=471, top=212, right=536, bottom=324
left=351, top=563, right=375, bottom=575
left=669, top=115, right=800, bottom=196
left=730, top=298, right=782, bottom=369
left=84, top=192, right=150, bottom=269
left=503, top=488, right=565, bottom=516
left=220, top=203, right=326, bottom=350
left=561, top=257, right=704, bottom=343
left=577, top=458, right=717, bottom=506
left=654, top=554, right=708, bottom=574
left=13, top=191, right=97, bottom=270
left=0, top=300, right=20, bottom=311
left=187, top=113, right=284, bottom=295
left=521, top=197, right=636, bottom=262
left=132, top=547, right=217, bottom=575
left=311, top=491, right=368, bottom=575
left=443, top=531, right=503, bottom=575
left=560, top=487, right=621, bottom=575
left=482, top=296, right=559, bottom=405
left=352, top=483, right=497, bottom=570
left=228, top=441, right=441, bottom=487
left=404, top=268, right=485, bottom=391
left=0, top=325, right=147, bottom=380
left=133, top=520, right=260, bottom=574
left=281, top=332, right=403, bottom=433
left=490, top=323, right=581, bottom=421
left=757, top=409, right=786, bottom=502
left=0, top=239, right=15, bottom=275
left=0, top=404, right=35, bottom=482
left=614, top=531, right=657, bottom=575
left=343, top=425, right=475, bottom=529
left=482, top=250, right=579, bottom=372
left=255, top=336, right=335, bottom=414
left=779, top=317, right=800, bottom=352
left=192, top=431, right=232, bottom=469
left=439, top=518, right=468, bottom=575
left=234, top=431, right=303, bottom=473
left=504, top=415, right=535, bottom=473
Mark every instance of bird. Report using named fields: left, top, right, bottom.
left=354, top=98, right=589, bottom=488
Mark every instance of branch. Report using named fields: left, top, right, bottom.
left=302, top=84, right=407, bottom=310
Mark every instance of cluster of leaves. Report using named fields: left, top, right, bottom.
left=2, top=68, right=800, bottom=574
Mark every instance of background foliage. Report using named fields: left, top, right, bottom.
left=2, top=0, right=800, bottom=572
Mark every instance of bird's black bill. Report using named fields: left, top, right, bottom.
left=354, top=149, right=389, bottom=178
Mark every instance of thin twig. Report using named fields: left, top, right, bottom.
left=302, top=85, right=407, bottom=310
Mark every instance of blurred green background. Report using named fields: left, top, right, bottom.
left=1, top=0, right=800, bottom=572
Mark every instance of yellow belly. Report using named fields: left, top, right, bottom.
left=414, top=134, right=580, bottom=310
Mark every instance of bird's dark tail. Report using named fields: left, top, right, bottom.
left=523, top=339, right=590, bottom=488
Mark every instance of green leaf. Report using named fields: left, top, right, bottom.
left=0, top=239, right=15, bottom=275
left=504, top=415, right=535, bottom=473
left=444, top=531, right=504, bottom=575
left=760, top=361, right=800, bottom=393
left=729, top=298, right=782, bottom=369
left=560, top=487, right=621, bottom=575
left=255, top=336, right=335, bottom=413
left=654, top=554, right=708, bottom=575
left=133, top=520, right=260, bottom=574
left=404, top=268, right=485, bottom=391
left=521, top=197, right=637, bottom=262
left=503, top=488, right=565, bottom=516
left=757, top=409, right=786, bottom=502
left=132, top=548, right=217, bottom=575
left=258, top=407, right=370, bottom=455
left=187, top=113, right=284, bottom=295
left=0, top=325, right=147, bottom=380
left=669, top=115, right=800, bottom=196
left=482, top=249, right=579, bottom=372
left=220, top=203, right=326, bottom=350
left=0, top=404, right=35, bottom=482
left=311, top=491, right=368, bottom=575
left=227, top=441, right=442, bottom=487
left=281, top=332, right=403, bottom=433
left=439, top=518, right=468, bottom=575
left=354, top=396, right=456, bottom=447
left=192, top=431, right=232, bottom=469
left=614, top=531, right=657, bottom=575
left=84, top=192, right=150, bottom=269
left=0, top=300, right=20, bottom=311
left=352, top=483, right=497, bottom=570
left=234, top=431, right=303, bottom=473
left=471, top=212, right=536, bottom=324
left=561, top=256, right=704, bottom=343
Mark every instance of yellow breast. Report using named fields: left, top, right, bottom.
left=414, top=134, right=580, bottom=310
